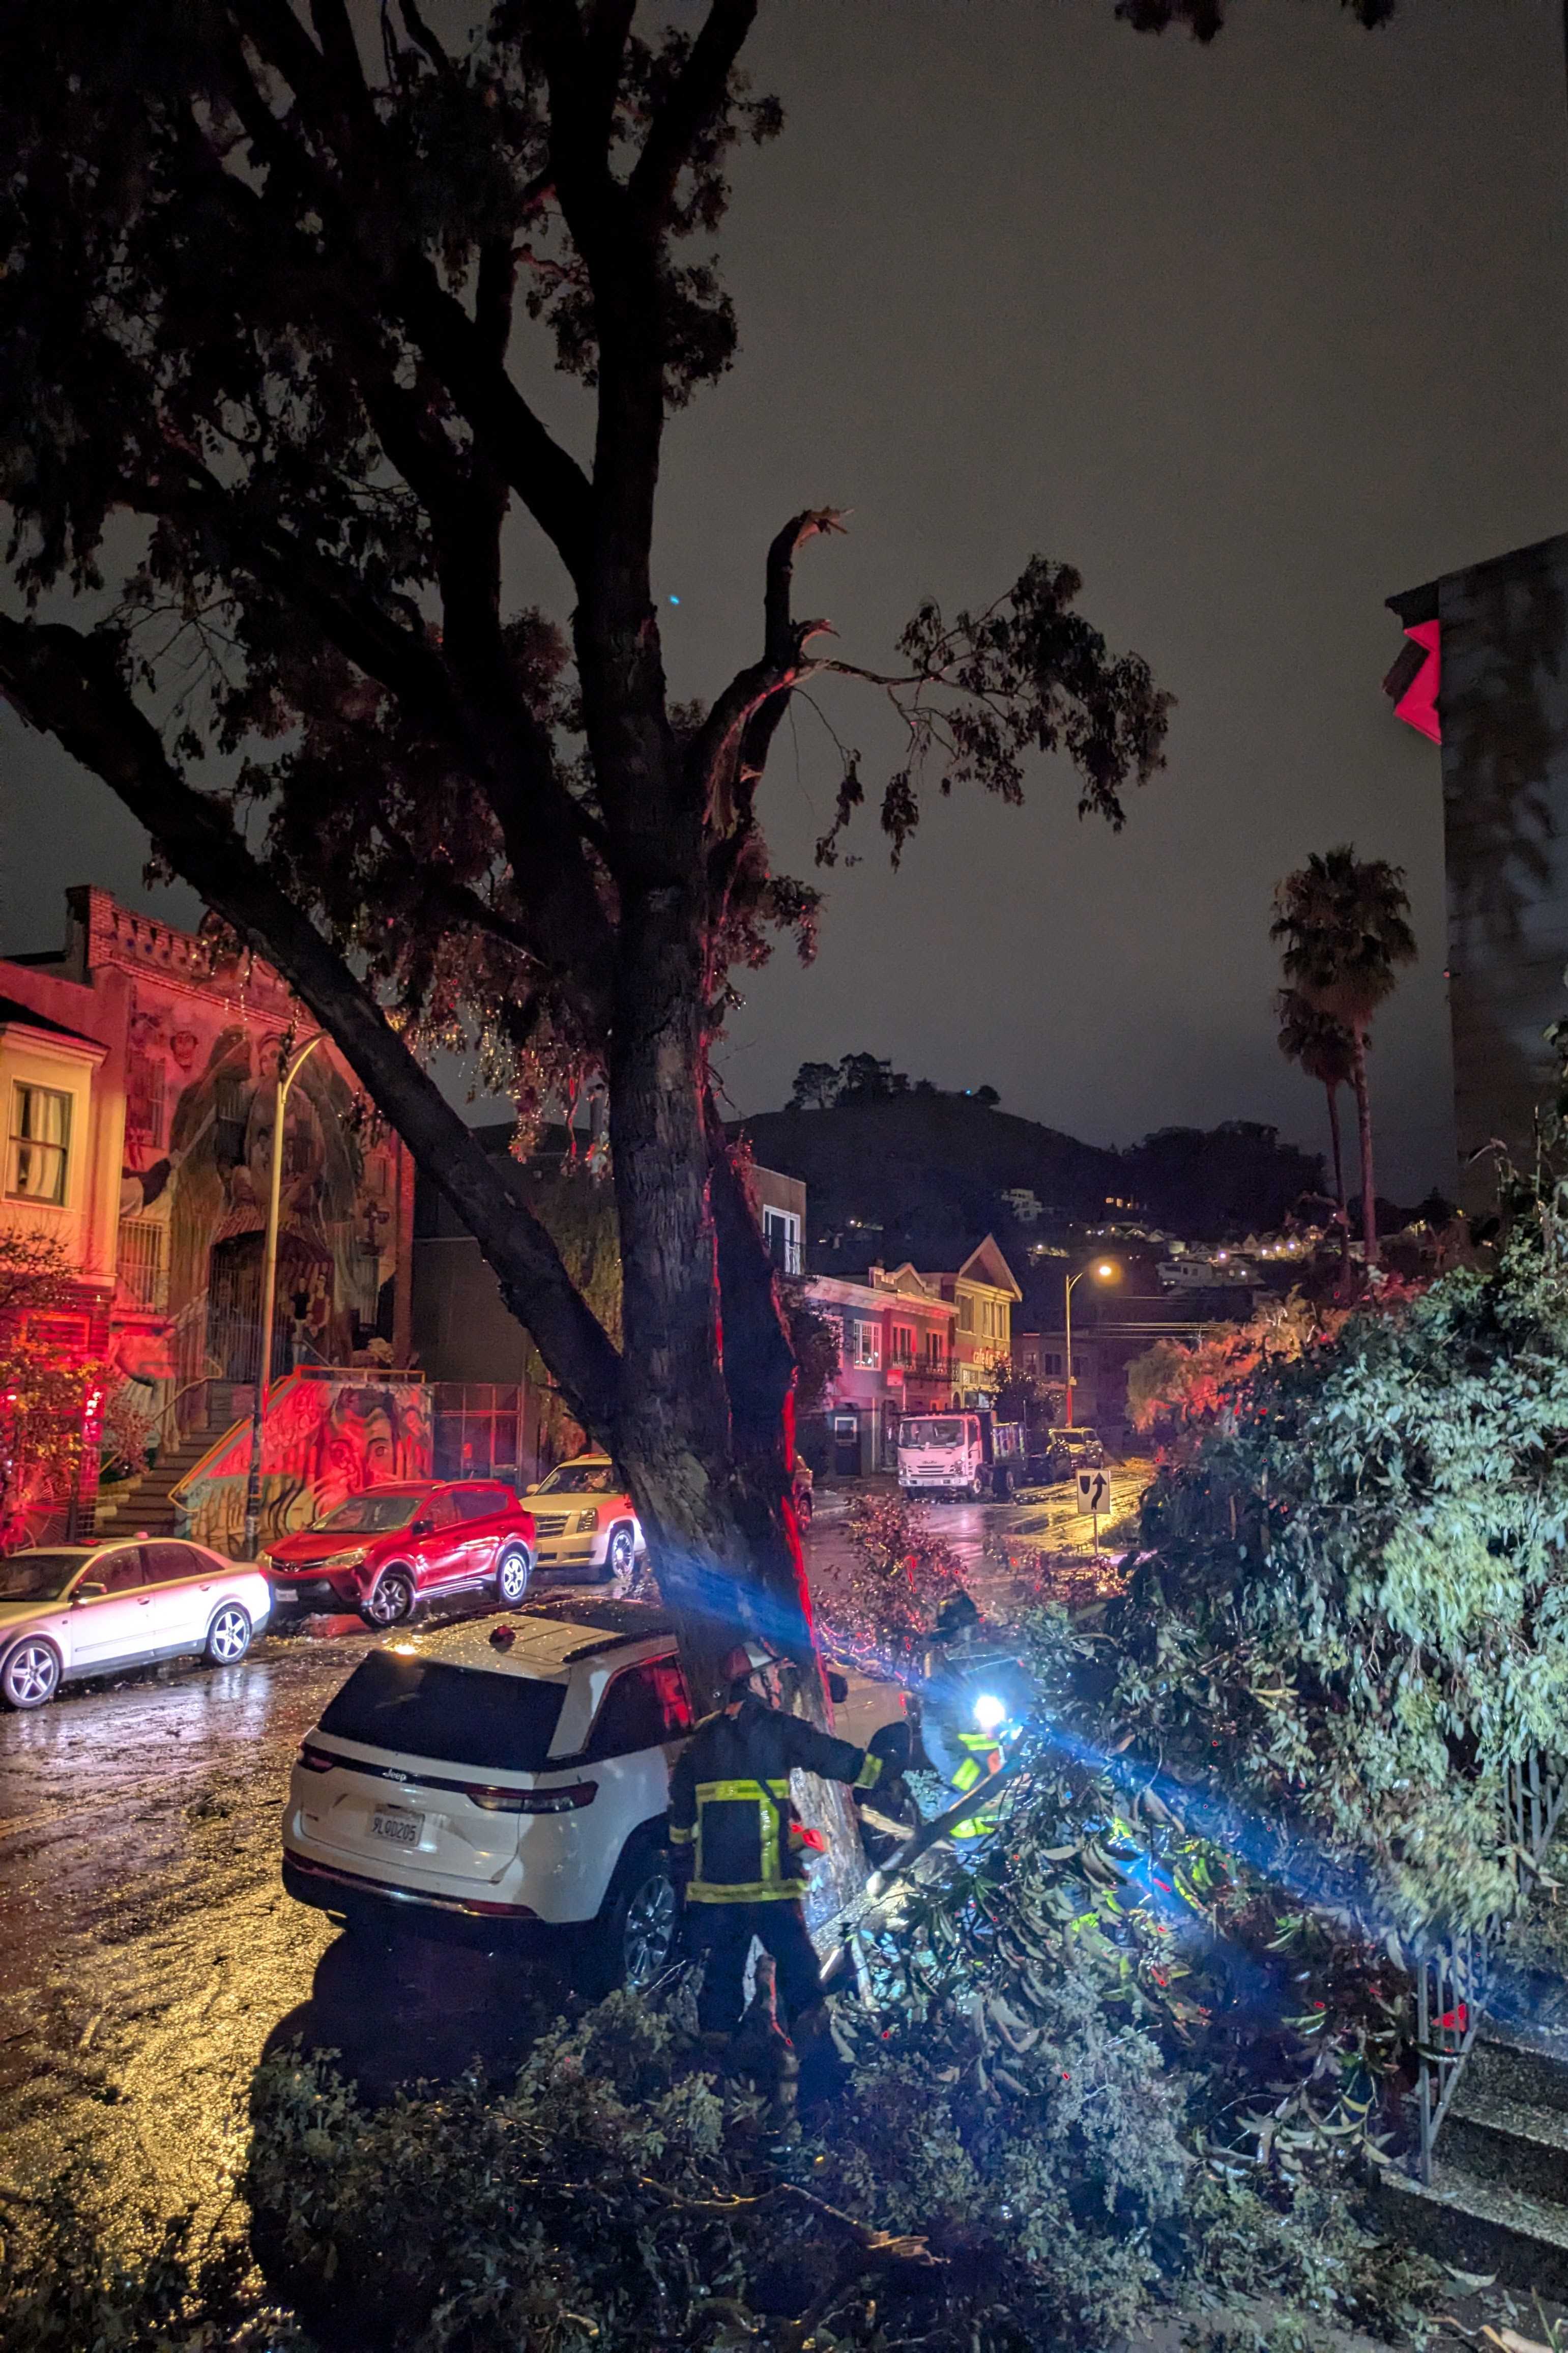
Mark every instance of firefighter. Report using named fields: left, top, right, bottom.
left=669, top=1639, right=902, bottom=2042
left=919, top=1592, right=1022, bottom=1841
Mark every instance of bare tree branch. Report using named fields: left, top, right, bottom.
left=688, top=508, right=844, bottom=827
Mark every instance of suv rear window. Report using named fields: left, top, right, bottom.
left=317, top=1652, right=566, bottom=1770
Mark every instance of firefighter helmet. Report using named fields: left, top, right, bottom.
left=721, top=1638, right=781, bottom=1690
left=934, top=1592, right=980, bottom=1641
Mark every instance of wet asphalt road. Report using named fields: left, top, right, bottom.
left=0, top=1475, right=1145, bottom=2232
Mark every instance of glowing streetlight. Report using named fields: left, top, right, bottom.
left=1063, top=1258, right=1120, bottom=1428
left=242, top=1033, right=325, bottom=1557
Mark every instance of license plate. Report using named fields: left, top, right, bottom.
left=371, top=1809, right=423, bottom=1848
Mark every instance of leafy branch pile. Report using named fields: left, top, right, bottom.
left=818, top=1490, right=967, bottom=1673
left=1100, top=1202, right=1568, bottom=1937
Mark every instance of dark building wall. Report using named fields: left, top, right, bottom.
left=1392, top=532, right=1568, bottom=1214
left=412, top=1231, right=531, bottom=1385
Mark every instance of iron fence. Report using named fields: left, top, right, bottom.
left=1413, top=1748, right=1568, bottom=2181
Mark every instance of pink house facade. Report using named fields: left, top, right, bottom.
left=804, top=1262, right=957, bottom=1476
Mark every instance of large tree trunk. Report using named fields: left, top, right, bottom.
left=1324, top=1081, right=1346, bottom=1210
left=1349, top=1029, right=1378, bottom=1267
left=605, top=879, right=819, bottom=1715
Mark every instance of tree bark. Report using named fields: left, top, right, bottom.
left=1324, top=1081, right=1346, bottom=1211
left=600, top=877, right=819, bottom=1713
left=1350, top=1029, right=1378, bottom=1267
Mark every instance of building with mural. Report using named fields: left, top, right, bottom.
left=0, top=887, right=416, bottom=1542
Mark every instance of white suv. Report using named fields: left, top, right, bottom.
left=0, top=1538, right=272, bottom=1709
left=282, top=1612, right=692, bottom=1991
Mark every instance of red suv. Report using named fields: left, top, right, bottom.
left=264, top=1481, right=535, bottom=1629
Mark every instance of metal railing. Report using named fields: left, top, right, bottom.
left=1414, top=1749, right=1568, bottom=2181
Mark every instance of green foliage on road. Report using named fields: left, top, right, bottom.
left=0, top=1623, right=1446, bottom=2353
left=1105, top=1195, right=1568, bottom=1934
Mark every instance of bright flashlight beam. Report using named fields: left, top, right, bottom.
left=972, top=1692, right=1008, bottom=1733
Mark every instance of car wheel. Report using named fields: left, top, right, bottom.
left=576, top=1834, right=678, bottom=1998
left=205, top=1602, right=252, bottom=1666
left=604, top=1525, right=636, bottom=1585
left=2, top=1638, right=61, bottom=1710
left=362, top=1567, right=415, bottom=1628
left=496, top=1546, right=532, bottom=1605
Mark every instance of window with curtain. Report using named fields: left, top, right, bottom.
left=9, top=1083, right=70, bottom=1204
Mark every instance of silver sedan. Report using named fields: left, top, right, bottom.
left=0, top=1537, right=272, bottom=1710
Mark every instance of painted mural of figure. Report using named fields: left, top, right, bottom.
left=164, top=1025, right=258, bottom=1386
left=112, top=997, right=394, bottom=1406
left=123, top=999, right=169, bottom=1170
left=236, top=1054, right=365, bottom=1361
left=299, top=1383, right=429, bottom=1523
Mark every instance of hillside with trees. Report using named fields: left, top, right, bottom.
left=738, top=1089, right=1117, bottom=1276
left=740, top=1063, right=1325, bottom=1274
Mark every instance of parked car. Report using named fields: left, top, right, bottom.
left=523, top=1456, right=646, bottom=1583
left=0, top=1538, right=272, bottom=1711
left=281, top=1612, right=693, bottom=1990
left=263, top=1480, right=535, bottom=1628
left=1028, top=1427, right=1107, bottom=1485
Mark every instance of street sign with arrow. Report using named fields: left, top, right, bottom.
left=1076, top=1468, right=1113, bottom=1515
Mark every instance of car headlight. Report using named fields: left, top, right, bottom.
left=573, top=1507, right=600, bottom=1534
left=322, top=1547, right=369, bottom=1570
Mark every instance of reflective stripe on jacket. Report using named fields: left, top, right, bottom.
left=946, top=1728, right=1004, bottom=1841
left=668, top=1696, right=883, bottom=1904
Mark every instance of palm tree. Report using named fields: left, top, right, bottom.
left=1275, top=988, right=1355, bottom=1211
left=1271, top=847, right=1416, bottom=1266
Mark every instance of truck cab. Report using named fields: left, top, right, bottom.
left=896, top=1410, right=1023, bottom=1502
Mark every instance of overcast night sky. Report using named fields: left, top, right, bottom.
left=4, top=0, right=1566, bottom=1198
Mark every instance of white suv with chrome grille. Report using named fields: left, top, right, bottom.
left=281, top=1611, right=691, bottom=1990
left=522, top=1456, right=646, bottom=1583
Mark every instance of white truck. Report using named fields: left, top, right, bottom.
left=896, top=1410, right=1024, bottom=1502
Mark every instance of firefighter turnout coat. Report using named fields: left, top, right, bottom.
left=669, top=1697, right=885, bottom=1904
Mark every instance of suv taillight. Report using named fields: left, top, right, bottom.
left=467, top=1782, right=599, bottom=1814
left=298, top=1743, right=337, bottom=1773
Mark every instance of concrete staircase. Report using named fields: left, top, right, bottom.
left=1381, top=2015, right=1568, bottom=2296
left=89, top=1427, right=221, bottom=1540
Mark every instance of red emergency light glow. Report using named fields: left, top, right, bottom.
left=1393, top=619, right=1440, bottom=744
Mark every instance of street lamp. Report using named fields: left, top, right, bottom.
left=242, top=1034, right=324, bottom=1557
left=1063, top=1258, right=1119, bottom=1429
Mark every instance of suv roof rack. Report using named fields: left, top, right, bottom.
left=561, top=1625, right=674, bottom=1664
